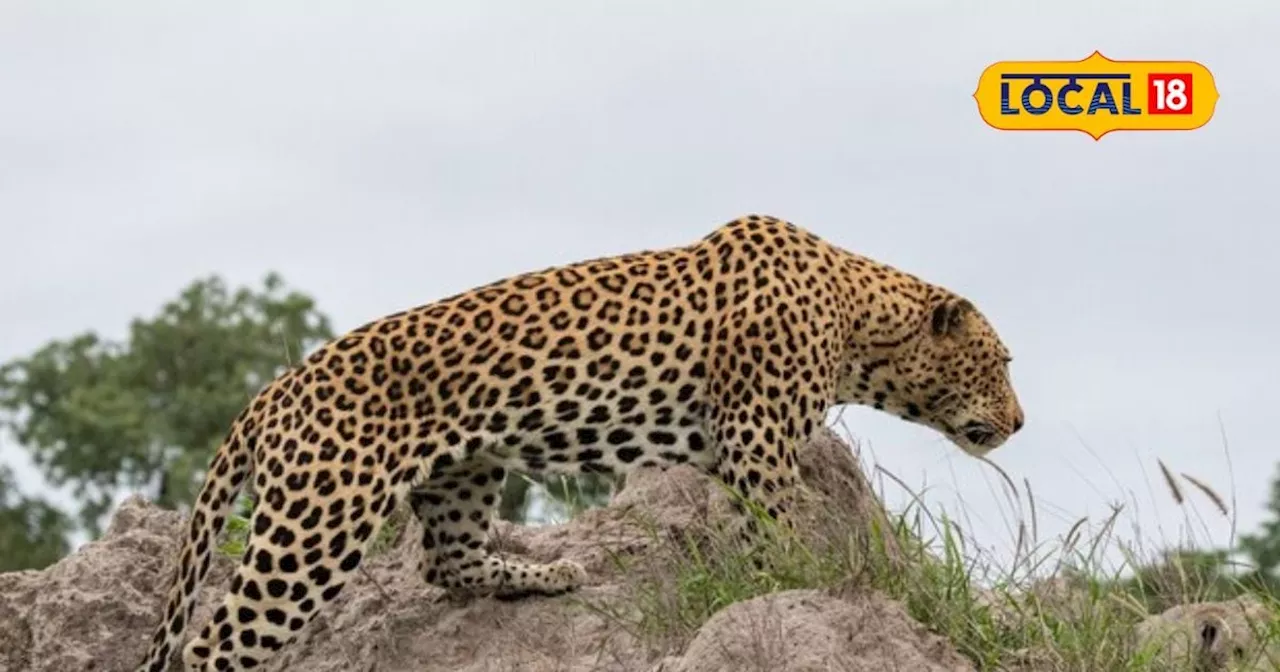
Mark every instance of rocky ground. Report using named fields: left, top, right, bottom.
left=0, top=429, right=1271, bottom=671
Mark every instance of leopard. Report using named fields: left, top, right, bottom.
left=135, top=214, right=1024, bottom=671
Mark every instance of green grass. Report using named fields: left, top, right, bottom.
left=206, top=439, right=1280, bottom=670
left=216, top=495, right=254, bottom=559
left=590, top=465, right=1280, bottom=671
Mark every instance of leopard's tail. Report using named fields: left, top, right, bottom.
left=135, top=392, right=265, bottom=672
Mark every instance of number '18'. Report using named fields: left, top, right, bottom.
left=1153, top=79, right=1187, bottom=111
left=1147, top=74, right=1193, bottom=115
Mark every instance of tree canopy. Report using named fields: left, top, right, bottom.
left=0, top=465, right=72, bottom=572
left=1240, top=463, right=1280, bottom=593
left=0, top=273, right=333, bottom=537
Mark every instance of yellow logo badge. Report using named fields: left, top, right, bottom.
left=973, top=51, right=1219, bottom=140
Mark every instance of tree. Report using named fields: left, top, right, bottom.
left=1239, top=463, right=1280, bottom=595
left=0, top=465, right=72, bottom=571
left=0, top=273, right=334, bottom=538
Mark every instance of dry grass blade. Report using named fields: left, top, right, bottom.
left=1013, top=520, right=1027, bottom=570
left=977, top=456, right=1019, bottom=503
left=359, top=566, right=393, bottom=603
left=1060, top=515, right=1088, bottom=556
left=1156, top=458, right=1183, bottom=506
left=1023, top=477, right=1038, bottom=547
left=874, top=465, right=932, bottom=516
left=1179, top=472, right=1229, bottom=516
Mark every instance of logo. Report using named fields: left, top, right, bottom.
left=973, top=51, right=1219, bottom=140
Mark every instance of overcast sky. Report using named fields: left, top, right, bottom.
left=1, top=1, right=1276, bottom=573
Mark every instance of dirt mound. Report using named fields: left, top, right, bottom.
left=0, top=428, right=969, bottom=672
left=0, top=494, right=237, bottom=672
left=657, top=589, right=974, bottom=672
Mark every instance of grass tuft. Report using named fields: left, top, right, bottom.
left=589, top=430, right=1280, bottom=671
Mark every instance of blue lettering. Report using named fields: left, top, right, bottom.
left=1020, top=79, right=1053, bottom=115
left=1121, top=82, right=1142, bottom=114
left=1057, top=78, right=1084, bottom=115
left=1000, top=82, right=1019, bottom=115
left=1088, top=83, right=1118, bottom=115
left=997, top=74, right=1141, bottom=116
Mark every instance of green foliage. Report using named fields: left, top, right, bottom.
left=1241, top=463, right=1280, bottom=591
left=0, top=273, right=334, bottom=538
left=0, top=465, right=72, bottom=572
left=217, top=494, right=255, bottom=559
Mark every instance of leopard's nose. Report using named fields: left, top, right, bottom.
left=1012, top=413, right=1024, bottom=434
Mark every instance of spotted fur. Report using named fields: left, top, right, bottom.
left=136, top=215, right=1023, bottom=671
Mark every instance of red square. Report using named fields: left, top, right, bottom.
left=1147, top=73, right=1194, bottom=115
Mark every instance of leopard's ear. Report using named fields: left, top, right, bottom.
left=930, top=298, right=974, bottom=338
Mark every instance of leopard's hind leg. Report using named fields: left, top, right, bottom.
left=408, top=454, right=586, bottom=600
